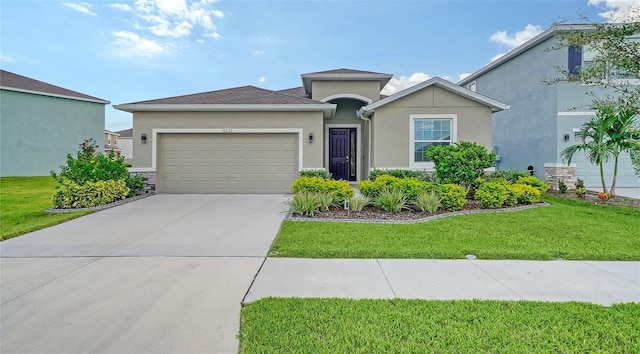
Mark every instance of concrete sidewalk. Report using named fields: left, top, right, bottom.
left=245, top=259, right=640, bottom=306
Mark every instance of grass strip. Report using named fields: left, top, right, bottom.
left=270, top=196, right=640, bottom=260
left=1, top=177, right=92, bottom=240
left=239, top=298, right=640, bottom=353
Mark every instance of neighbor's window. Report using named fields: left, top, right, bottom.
left=411, top=115, right=456, bottom=164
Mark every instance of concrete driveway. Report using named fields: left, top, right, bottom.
left=1, top=194, right=289, bottom=353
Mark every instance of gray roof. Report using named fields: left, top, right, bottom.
left=303, top=68, right=392, bottom=76
left=115, top=128, right=133, bottom=137
left=0, top=70, right=109, bottom=104
left=122, top=85, right=326, bottom=105
left=277, top=86, right=310, bottom=98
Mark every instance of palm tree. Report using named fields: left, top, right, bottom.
left=561, top=102, right=616, bottom=195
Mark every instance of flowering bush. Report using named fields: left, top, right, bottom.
left=574, top=179, right=587, bottom=198
left=597, top=192, right=610, bottom=202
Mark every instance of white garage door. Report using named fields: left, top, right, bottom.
left=159, top=133, right=298, bottom=194
left=573, top=151, right=640, bottom=188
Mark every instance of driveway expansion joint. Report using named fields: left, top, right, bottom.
left=376, top=259, right=398, bottom=298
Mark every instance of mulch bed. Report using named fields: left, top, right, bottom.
left=547, top=190, right=640, bottom=209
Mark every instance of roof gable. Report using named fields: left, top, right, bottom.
left=0, top=70, right=109, bottom=104
left=358, top=77, right=508, bottom=116
left=301, top=68, right=393, bottom=94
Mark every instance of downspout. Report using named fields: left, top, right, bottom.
left=357, top=108, right=372, bottom=176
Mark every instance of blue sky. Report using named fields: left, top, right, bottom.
left=1, top=0, right=636, bottom=131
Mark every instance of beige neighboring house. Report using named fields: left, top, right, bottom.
left=104, top=130, right=122, bottom=159
left=114, top=69, right=507, bottom=194
left=115, top=128, right=133, bottom=165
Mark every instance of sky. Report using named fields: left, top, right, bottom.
left=1, top=0, right=638, bottom=131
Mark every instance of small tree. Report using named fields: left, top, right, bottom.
left=426, top=141, right=496, bottom=189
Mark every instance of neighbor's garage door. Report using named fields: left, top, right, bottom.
left=159, top=133, right=298, bottom=193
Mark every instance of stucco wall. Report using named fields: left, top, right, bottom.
left=0, top=90, right=105, bottom=176
left=371, top=86, right=493, bottom=169
left=132, top=111, right=324, bottom=170
left=311, top=81, right=381, bottom=102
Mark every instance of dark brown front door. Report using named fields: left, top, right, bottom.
left=329, top=128, right=357, bottom=181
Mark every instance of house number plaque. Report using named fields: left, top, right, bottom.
left=222, top=129, right=233, bottom=133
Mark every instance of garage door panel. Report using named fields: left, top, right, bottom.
left=159, top=133, right=298, bottom=194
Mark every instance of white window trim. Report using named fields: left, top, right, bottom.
left=409, top=114, right=457, bottom=169
left=324, top=124, right=361, bottom=181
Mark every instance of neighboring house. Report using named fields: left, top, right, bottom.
left=115, top=128, right=133, bottom=164
left=104, top=130, right=122, bottom=159
left=458, top=24, right=640, bottom=189
left=114, top=69, right=507, bottom=194
left=0, top=70, right=109, bottom=177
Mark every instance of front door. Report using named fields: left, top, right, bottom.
left=329, top=128, right=357, bottom=181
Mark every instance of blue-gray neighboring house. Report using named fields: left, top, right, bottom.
left=458, top=24, right=639, bottom=189
left=0, top=70, right=110, bottom=177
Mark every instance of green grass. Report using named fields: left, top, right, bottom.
left=270, top=196, right=640, bottom=260
left=240, top=298, right=640, bottom=353
left=1, top=177, right=92, bottom=240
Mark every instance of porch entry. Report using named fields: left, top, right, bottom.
left=329, top=128, right=357, bottom=181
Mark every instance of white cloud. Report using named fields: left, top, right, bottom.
left=63, top=2, right=97, bottom=16
left=381, top=72, right=431, bottom=95
left=491, top=53, right=506, bottom=62
left=588, top=0, right=639, bottom=22
left=458, top=73, right=471, bottom=82
left=111, top=31, right=167, bottom=57
left=205, top=32, right=222, bottom=40
left=258, top=76, right=266, bottom=83
left=252, top=50, right=264, bottom=56
left=490, top=24, right=543, bottom=49
left=109, top=3, right=132, bottom=11
left=0, top=54, right=15, bottom=62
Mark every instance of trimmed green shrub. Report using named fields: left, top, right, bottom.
left=426, top=141, right=496, bottom=188
left=349, top=195, right=371, bottom=212
left=356, top=176, right=433, bottom=202
left=437, top=184, right=467, bottom=211
left=374, top=188, right=408, bottom=213
left=490, top=169, right=530, bottom=183
left=413, top=191, right=441, bottom=213
left=511, top=183, right=541, bottom=204
left=292, top=177, right=354, bottom=203
left=53, top=180, right=130, bottom=209
left=369, top=169, right=419, bottom=181
left=300, top=169, right=331, bottom=180
left=504, top=185, right=520, bottom=206
left=125, top=174, right=146, bottom=196
left=358, top=180, right=377, bottom=198
left=476, top=182, right=508, bottom=209
left=517, top=176, right=550, bottom=194
left=287, top=192, right=321, bottom=216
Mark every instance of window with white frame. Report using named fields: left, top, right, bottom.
left=410, top=115, right=456, bottom=165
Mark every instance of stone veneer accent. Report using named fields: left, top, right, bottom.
left=131, top=171, right=156, bottom=192
left=544, top=163, right=576, bottom=191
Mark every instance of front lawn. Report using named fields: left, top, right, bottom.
left=0, top=177, right=92, bottom=240
left=270, top=195, right=640, bottom=260
left=239, top=298, right=640, bottom=353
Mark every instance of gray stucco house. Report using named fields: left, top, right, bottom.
left=0, top=70, right=110, bottom=177
left=115, top=69, right=507, bottom=194
left=458, top=24, right=640, bottom=189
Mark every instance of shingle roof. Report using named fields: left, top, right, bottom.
left=276, top=86, right=310, bottom=99
left=123, top=85, right=326, bottom=105
left=0, top=70, right=109, bottom=103
left=115, top=128, right=133, bottom=137
left=304, top=68, right=391, bottom=76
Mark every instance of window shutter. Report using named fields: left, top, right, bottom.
left=568, top=45, right=582, bottom=76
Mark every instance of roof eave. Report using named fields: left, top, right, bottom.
left=113, top=103, right=337, bottom=118
left=0, top=86, right=110, bottom=104
left=301, top=73, right=393, bottom=94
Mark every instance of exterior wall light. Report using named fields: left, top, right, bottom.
left=141, top=133, right=147, bottom=143
left=308, top=133, right=313, bottom=143
left=564, top=134, right=570, bottom=142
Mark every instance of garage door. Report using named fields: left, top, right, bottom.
left=573, top=151, right=640, bottom=188
left=159, top=133, right=298, bottom=193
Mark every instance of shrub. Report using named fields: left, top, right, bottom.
left=349, top=195, right=371, bottom=212
left=369, top=169, right=419, bottom=181
left=287, top=192, right=321, bottom=216
left=358, top=180, right=377, bottom=198
left=125, top=174, right=146, bottom=196
left=374, top=188, right=408, bottom=213
left=511, top=184, right=541, bottom=204
left=53, top=180, right=129, bottom=209
left=504, top=185, right=520, bottom=206
left=437, top=184, right=467, bottom=211
left=426, top=141, right=496, bottom=188
left=51, top=139, right=129, bottom=185
left=292, top=177, right=354, bottom=204
left=490, top=169, right=530, bottom=183
left=317, top=193, right=334, bottom=211
left=413, top=191, right=441, bottom=213
left=517, top=176, right=550, bottom=194
left=475, top=182, right=508, bottom=209
left=357, top=176, right=433, bottom=202
left=300, top=169, right=331, bottom=180
left=558, top=180, right=568, bottom=193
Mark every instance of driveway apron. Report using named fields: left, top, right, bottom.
left=0, top=194, right=289, bottom=354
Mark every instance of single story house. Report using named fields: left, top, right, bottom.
left=0, top=70, right=109, bottom=177
left=114, top=69, right=507, bottom=194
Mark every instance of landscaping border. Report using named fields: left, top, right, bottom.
left=46, top=192, right=155, bottom=213
left=286, top=202, right=550, bottom=224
